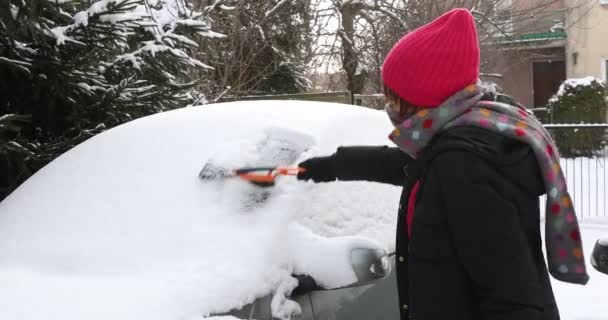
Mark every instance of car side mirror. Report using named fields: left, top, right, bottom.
left=591, top=239, right=608, bottom=274
left=348, top=247, right=391, bottom=286
left=292, top=247, right=391, bottom=295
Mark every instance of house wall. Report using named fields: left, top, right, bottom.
left=481, top=0, right=569, bottom=107
left=494, top=51, right=535, bottom=106
left=566, top=1, right=608, bottom=122
left=565, top=0, right=608, bottom=81
left=489, top=47, right=565, bottom=107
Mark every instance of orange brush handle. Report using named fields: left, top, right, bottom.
left=238, top=173, right=276, bottom=183
left=236, top=167, right=304, bottom=184
left=275, top=167, right=306, bottom=176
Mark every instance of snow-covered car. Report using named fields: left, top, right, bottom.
left=0, top=100, right=607, bottom=320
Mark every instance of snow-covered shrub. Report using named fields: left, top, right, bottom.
left=548, top=77, right=607, bottom=158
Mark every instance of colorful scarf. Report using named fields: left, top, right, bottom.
left=389, top=84, right=589, bottom=285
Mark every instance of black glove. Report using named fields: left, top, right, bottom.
left=297, top=156, right=336, bottom=182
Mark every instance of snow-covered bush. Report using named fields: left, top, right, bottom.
left=548, top=77, right=607, bottom=157
left=0, top=0, right=230, bottom=200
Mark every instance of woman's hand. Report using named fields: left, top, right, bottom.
left=297, top=156, right=336, bottom=182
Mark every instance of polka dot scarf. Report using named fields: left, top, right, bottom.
left=389, top=84, right=589, bottom=285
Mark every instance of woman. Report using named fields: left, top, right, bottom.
left=297, top=8, right=588, bottom=320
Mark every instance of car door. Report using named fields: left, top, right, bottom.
left=309, top=258, right=399, bottom=320
left=218, top=293, right=314, bottom=320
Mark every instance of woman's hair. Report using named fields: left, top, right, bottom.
left=383, top=84, right=419, bottom=112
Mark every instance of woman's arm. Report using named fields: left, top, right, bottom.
left=298, top=146, right=412, bottom=186
left=333, top=146, right=412, bottom=185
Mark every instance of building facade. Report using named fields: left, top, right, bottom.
left=489, top=0, right=608, bottom=108
left=565, top=0, right=608, bottom=81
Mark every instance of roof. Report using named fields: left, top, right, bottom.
left=494, top=31, right=567, bottom=46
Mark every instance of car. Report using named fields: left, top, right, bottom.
left=0, top=100, right=606, bottom=320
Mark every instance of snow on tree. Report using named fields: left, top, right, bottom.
left=0, top=0, right=230, bottom=200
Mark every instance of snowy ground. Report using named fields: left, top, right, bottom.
left=0, top=101, right=606, bottom=319
left=553, top=222, right=608, bottom=319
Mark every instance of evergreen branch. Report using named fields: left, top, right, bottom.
left=0, top=56, right=31, bottom=74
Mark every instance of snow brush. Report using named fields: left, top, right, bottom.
left=198, top=163, right=305, bottom=187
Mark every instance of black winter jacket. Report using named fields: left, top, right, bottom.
left=321, top=126, right=559, bottom=320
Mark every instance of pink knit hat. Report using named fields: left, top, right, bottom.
left=382, top=9, right=480, bottom=107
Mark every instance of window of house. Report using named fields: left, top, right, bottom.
left=601, top=0, right=608, bottom=5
